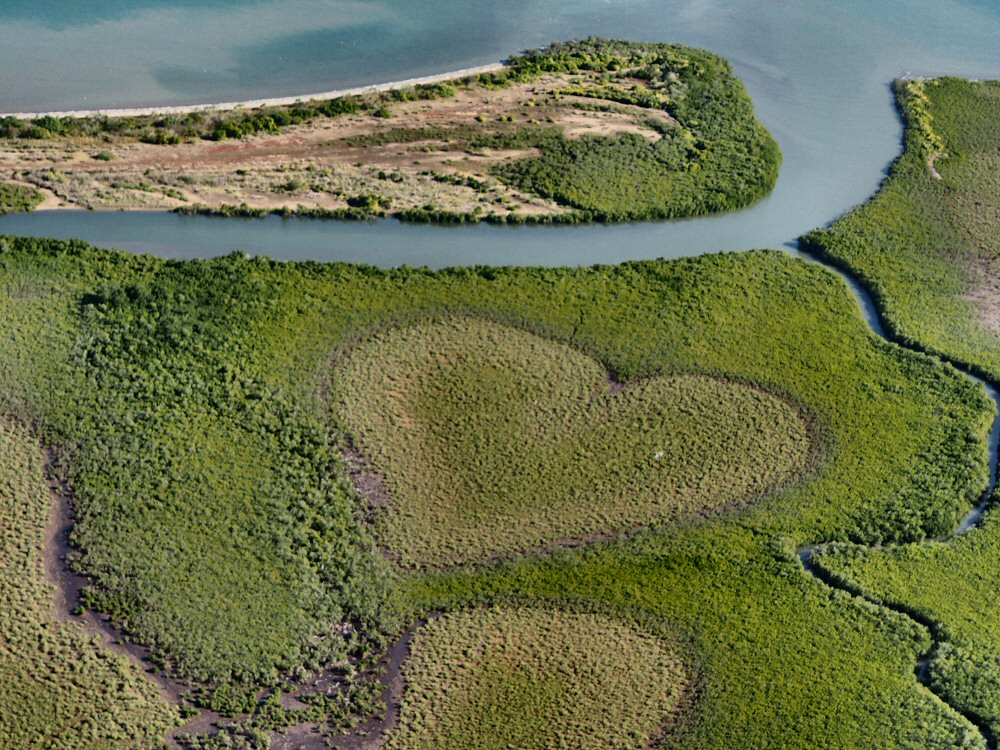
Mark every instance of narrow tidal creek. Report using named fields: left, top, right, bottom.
left=795, top=241, right=1000, bottom=749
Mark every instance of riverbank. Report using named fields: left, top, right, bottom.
left=0, top=64, right=506, bottom=121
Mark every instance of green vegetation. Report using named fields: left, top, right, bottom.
left=798, top=76, right=1000, bottom=747
left=175, top=202, right=595, bottom=225
left=385, top=606, right=687, bottom=749
left=813, top=523, right=1000, bottom=744
left=0, top=238, right=394, bottom=692
left=5, top=39, right=779, bottom=224
left=341, top=39, right=781, bottom=222
left=0, top=182, right=43, bottom=214
left=494, top=42, right=780, bottom=220
left=174, top=202, right=385, bottom=221
left=0, top=69, right=449, bottom=145
left=801, top=78, right=1000, bottom=381
left=334, top=318, right=810, bottom=566
left=403, top=524, right=985, bottom=749
left=0, top=419, right=178, bottom=748
left=0, top=236, right=994, bottom=747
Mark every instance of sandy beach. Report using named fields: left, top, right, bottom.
left=1, top=63, right=506, bottom=121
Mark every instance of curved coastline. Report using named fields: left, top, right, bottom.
left=0, top=63, right=505, bottom=120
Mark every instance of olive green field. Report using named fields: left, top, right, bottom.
left=333, top=317, right=810, bottom=567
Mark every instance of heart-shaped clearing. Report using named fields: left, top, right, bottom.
left=333, top=318, right=811, bottom=567
left=385, top=606, right=688, bottom=750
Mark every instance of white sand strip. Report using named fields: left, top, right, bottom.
left=1, top=63, right=506, bottom=121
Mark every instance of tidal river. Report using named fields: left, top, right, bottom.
left=1, top=0, right=999, bottom=266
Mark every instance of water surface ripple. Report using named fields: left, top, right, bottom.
left=1, top=1, right=1000, bottom=263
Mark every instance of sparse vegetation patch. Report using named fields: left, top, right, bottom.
left=0, top=39, right=779, bottom=223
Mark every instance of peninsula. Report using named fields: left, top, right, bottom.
left=0, top=39, right=780, bottom=224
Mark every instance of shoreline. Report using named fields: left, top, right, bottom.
left=1, top=62, right=506, bottom=121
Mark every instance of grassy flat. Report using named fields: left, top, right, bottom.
left=386, top=606, right=687, bottom=750
left=333, top=317, right=810, bottom=567
left=0, top=420, right=177, bottom=749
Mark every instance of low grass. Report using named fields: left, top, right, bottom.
left=0, top=238, right=993, bottom=747
left=385, top=606, right=687, bottom=750
left=0, top=419, right=178, bottom=749
left=333, top=317, right=810, bottom=567
left=0, top=181, right=43, bottom=214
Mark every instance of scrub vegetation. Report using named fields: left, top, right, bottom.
left=0, top=39, right=779, bottom=223
left=333, top=317, right=810, bottom=567
left=0, top=181, right=43, bottom=214
left=0, top=236, right=993, bottom=747
left=801, top=77, right=1000, bottom=381
left=814, top=524, right=1000, bottom=744
left=385, top=606, right=687, bottom=750
left=0, top=419, right=178, bottom=749
left=799, top=75, right=1000, bottom=747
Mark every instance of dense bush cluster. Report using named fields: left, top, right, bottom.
left=0, top=239, right=395, bottom=694
left=814, top=520, right=1000, bottom=744
left=0, top=238, right=993, bottom=747
left=0, top=181, right=43, bottom=215
left=492, top=39, right=781, bottom=221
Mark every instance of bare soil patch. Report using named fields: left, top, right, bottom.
left=0, top=72, right=668, bottom=218
left=327, top=618, right=432, bottom=750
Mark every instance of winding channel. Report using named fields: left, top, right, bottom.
left=793, top=242, right=1000, bottom=748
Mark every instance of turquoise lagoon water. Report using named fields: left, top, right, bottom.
left=1, top=0, right=1000, bottom=266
